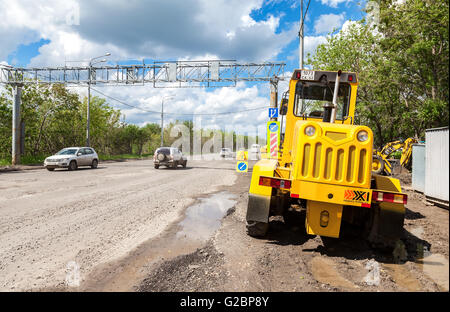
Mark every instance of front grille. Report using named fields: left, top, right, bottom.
left=299, top=142, right=370, bottom=187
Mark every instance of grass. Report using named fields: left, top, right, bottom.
left=0, top=155, right=47, bottom=166
left=0, top=153, right=153, bottom=166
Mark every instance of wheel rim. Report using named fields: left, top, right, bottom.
left=372, top=159, right=381, bottom=171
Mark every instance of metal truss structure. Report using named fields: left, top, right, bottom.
left=0, top=60, right=285, bottom=87
left=2, top=59, right=285, bottom=164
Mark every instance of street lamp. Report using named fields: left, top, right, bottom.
left=86, top=52, right=110, bottom=147
left=161, top=95, right=174, bottom=147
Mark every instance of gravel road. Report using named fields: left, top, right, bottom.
left=1, top=159, right=447, bottom=292
left=0, top=159, right=236, bottom=291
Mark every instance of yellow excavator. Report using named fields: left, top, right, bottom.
left=246, top=69, right=407, bottom=248
left=372, top=138, right=418, bottom=175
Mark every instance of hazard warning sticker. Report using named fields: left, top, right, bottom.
left=344, top=190, right=370, bottom=203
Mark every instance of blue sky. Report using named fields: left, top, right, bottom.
left=4, top=0, right=367, bottom=70
left=1, top=0, right=369, bottom=135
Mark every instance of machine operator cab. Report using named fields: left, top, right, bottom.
left=280, top=69, right=359, bottom=167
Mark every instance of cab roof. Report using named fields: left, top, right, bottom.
left=291, top=69, right=358, bottom=83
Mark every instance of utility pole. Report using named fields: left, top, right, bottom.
left=87, top=70, right=91, bottom=147
left=299, top=0, right=304, bottom=69
left=87, top=53, right=110, bottom=147
left=269, top=78, right=278, bottom=121
left=12, top=84, right=22, bottom=165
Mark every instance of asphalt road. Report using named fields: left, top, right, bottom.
left=0, top=158, right=236, bottom=291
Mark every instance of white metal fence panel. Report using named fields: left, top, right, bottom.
left=412, top=144, right=425, bottom=193
left=425, top=127, right=449, bottom=202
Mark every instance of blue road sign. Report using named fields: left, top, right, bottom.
left=268, top=122, right=278, bottom=133
left=268, top=107, right=279, bottom=118
left=236, top=161, right=248, bottom=172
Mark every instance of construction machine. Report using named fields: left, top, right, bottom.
left=246, top=70, right=407, bottom=247
left=372, top=138, right=418, bottom=175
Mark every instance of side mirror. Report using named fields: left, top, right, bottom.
left=280, top=98, right=288, bottom=115
left=77, top=152, right=82, bottom=156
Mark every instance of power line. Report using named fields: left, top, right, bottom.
left=90, top=87, right=268, bottom=116
left=299, top=0, right=312, bottom=36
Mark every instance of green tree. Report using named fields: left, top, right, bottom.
left=308, top=0, right=449, bottom=147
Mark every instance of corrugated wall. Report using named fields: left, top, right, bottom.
left=425, top=127, right=449, bottom=202
left=412, top=144, right=425, bottom=193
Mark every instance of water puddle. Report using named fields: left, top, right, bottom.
left=80, top=191, right=236, bottom=291
left=176, top=192, right=237, bottom=242
left=416, top=253, right=449, bottom=291
left=409, top=226, right=449, bottom=291
left=382, top=263, right=422, bottom=291
left=310, top=256, right=359, bottom=290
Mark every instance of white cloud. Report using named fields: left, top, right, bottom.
left=314, top=13, right=345, bottom=34
left=0, top=0, right=297, bottom=66
left=288, top=35, right=327, bottom=64
left=0, top=0, right=299, bottom=135
left=319, top=0, right=350, bottom=8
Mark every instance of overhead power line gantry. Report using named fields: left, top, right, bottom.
left=0, top=60, right=284, bottom=87
left=0, top=60, right=285, bottom=165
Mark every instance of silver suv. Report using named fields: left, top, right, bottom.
left=44, top=147, right=99, bottom=171
left=153, top=147, right=187, bottom=169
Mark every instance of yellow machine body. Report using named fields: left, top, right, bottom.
left=246, top=69, right=406, bottom=243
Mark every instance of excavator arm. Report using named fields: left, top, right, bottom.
left=373, top=137, right=418, bottom=175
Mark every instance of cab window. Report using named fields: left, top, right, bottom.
left=294, top=81, right=351, bottom=120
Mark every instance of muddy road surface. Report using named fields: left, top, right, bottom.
left=137, top=165, right=448, bottom=292
left=0, top=159, right=236, bottom=291
left=0, top=159, right=448, bottom=292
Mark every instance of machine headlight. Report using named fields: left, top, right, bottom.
left=305, top=126, right=316, bottom=136
left=357, top=130, right=369, bottom=142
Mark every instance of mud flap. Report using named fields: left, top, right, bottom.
left=306, top=201, right=343, bottom=238
left=246, top=194, right=271, bottom=223
left=368, top=175, right=406, bottom=246
left=246, top=158, right=278, bottom=224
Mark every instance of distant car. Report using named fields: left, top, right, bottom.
left=154, top=147, right=187, bottom=169
left=44, top=147, right=99, bottom=171
left=219, top=148, right=233, bottom=158
left=249, top=144, right=261, bottom=160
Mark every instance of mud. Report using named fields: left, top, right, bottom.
left=135, top=168, right=448, bottom=292
left=78, top=191, right=236, bottom=291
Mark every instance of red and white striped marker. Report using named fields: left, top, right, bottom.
left=270, top=132, right=278, bottom=158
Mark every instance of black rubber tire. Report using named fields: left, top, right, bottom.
left=68, top=160, right=77, bottom=171
left=172, top=161, right=177, bottom=169
left=246, top=221, right=269, bottom=237
left=154, top=164, right=159, bottom=169
left=283, top=208, right=305, bottom=228
left=372, top=155, right=385, bottom=175
left=320, top=236, right=338, bottom=248
left=47, top=168, right=55, bottom=171
left=91, top=159, right=98, bottom=169
left=182, top=161, right=187, bottom=168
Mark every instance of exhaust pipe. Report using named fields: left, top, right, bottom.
left=330, top=70, right=342, bottom=124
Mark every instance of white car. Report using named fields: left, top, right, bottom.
left=44, top=147, right=99, bottom=171
left=219, top=148, right=235, bottom=158
left=249, top=144, right=261, bottom=160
